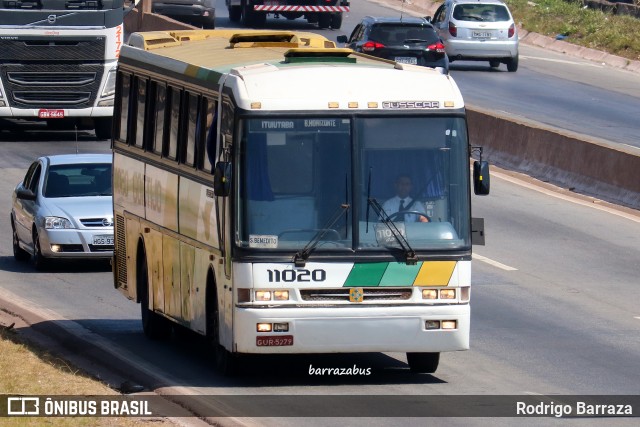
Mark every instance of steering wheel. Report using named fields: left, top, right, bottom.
left=388, top=211, right=431, bottom=222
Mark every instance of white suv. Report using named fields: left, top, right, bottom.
left=427, top=0, right=519, bottom=72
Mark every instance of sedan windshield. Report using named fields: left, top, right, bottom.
left=45, top=163, right=112, bottom=198
left=237, top=115, right=471, bottom=254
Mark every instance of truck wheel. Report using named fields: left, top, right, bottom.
left=330, top=12, right=343, bottom=30
left=406, top=352, right=440, bottom=373
left=318, top=13, right=331, bottom=29
left=94, top=117, right=112, bottom=140
left=228, top=6, right=242, bottom=22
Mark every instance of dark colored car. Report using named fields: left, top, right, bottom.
left=337, top=16, right=449, bottom=73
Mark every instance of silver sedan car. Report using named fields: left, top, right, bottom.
left=429, top=0, right=519, bottom=72
left=11, top=154, right=113, bottom=269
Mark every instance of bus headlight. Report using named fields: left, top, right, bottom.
left=255, top=290, right=272, bottom=301
left=273, top=290, right=289, bottom=301
left=439, top=289, right=456, bottom=300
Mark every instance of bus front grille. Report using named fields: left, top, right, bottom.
left=300, top=288, right=413, bottom=302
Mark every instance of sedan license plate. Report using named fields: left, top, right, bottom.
left=93, top=235, right=114, bottom=245
left=472, top=31, right=492, bottom=39
left=38, top=109, right=65, bottom=119
left=256, top=335, right=294, bottom=347
left=395, top=57, right=417, bottom=65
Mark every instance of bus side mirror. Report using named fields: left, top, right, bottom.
left=213, top=161, right=231, bottom=197
left=473, top=160, right=490, bottom=195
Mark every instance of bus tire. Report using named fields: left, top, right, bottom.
left=206, top=274, right=237, bottom=376
left=406, top=352, right=440, bottom=373
left=94, top=117, right=113, bottom=140
left=139, top=254, right=171, bottom=340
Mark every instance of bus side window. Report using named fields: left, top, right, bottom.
left=184, top=91, right=199, bottom=167
left=166, top=86, right=181, bottom=161
left=219, top=97, right=234, bottom=159
left=134, top=76, right=147, bottom=149
left=203, top=98, right=217, bottom=173
left=116, top=72, right=131, bottom=143
left=153, top=82, right=167, bottom=155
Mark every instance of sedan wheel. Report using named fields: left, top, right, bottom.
left=12, top=223, right=30, bottom=262
left=32, top=230, right=48, bottom=270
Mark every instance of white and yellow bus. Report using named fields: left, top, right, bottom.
left=112, top=29, right=490, bottom=375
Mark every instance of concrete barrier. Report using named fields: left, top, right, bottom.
left=467, top=107, right=640, bottom=209
left=127, top=11, right=640, bottom=211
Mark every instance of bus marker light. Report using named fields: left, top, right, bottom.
left=328, top=102, right=339, bottom=108
left=255, top=290, right=272, bottom=301
left=442, top=320, right=457, bottom=330
left=425, top=320, right=440, bottom=330
left=422, top=289, right=437, bottom=299
left=273, top=290, right=289, bottom=300
left=368, top=102, right=378, bottom=108
left=273, top=322, right=289, bottom=332
left=251, top=102, right=262, bottom=109
left=461, top=287, right=470, bottom=302
left=237, top=288, right=251, bottom=303
left=257, top=323, right=272, bottom=332
left=440, top=289, right=456, bottom=299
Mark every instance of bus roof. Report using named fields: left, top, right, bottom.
left=121, top=29, right=465, bottom=112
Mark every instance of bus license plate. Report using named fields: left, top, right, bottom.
left=93, top=235, right=114, bottom=245
left=472, top=31, right=492, bottom=38
left=38, top=109, right=65, bottom=119
left=395, top=57, right=417, bottom=64
left=256, top=335, right=294, bottom=346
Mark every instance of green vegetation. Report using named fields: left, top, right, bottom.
left=506, top=0, right=640, bottom=61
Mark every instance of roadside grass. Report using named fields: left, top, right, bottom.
left=506, top=0, right=640, bottom=61
left=0, top=327, right=172, bottom=427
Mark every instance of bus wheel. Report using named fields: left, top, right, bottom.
left=206, top=280, right=237, bottom=376
left=139, top=256, right=171, bottom=340
left=94, top=117, right=113, bottom=140
left=406, top=352, right=440, bottom=373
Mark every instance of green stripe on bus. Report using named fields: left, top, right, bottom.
left=379, top=262, right=422, bottom=286
left=343, top=263, right=388, bottom=287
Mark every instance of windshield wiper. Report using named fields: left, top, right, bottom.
left=293, top=203, right=350, bottom=267
left=367, top=198, right=418, bottom=265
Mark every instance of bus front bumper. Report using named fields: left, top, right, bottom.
left=234, top=304, right=469, bottom=354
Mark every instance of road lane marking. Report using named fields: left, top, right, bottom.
left=473, top=253, right=518, bottom=271
left=519, top=55, right=603, bottom=68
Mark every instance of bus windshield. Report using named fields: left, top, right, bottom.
left=238, top=115, right=471, bottom=253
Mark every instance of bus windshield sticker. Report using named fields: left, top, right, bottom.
left=374, top=223, right=406, bottom=248
left=249, top=235, right=278, bottom=248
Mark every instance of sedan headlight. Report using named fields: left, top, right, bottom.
left=45, top=217, right=74, bottom=229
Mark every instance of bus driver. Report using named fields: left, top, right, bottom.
left=382, top=174, right=429, bottom=222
